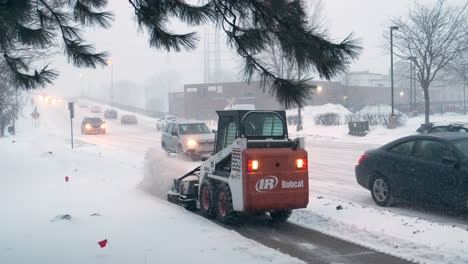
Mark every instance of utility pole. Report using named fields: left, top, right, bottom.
left=463, top=63, right=466, bottom=115
left=409, top=59, right=413, bottom=112
left=390, top=26, right=399, bottom=116
left=296, top=67, right=303, bottom=131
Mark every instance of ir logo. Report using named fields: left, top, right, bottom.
left=255, top=176, right=278, bottom=192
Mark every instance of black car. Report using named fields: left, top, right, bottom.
left=417, top=122, right=468, bottom=133
left=356, top=133, right=468, bottom=210
left=81, top=117, right=107, bottom=134
left=104, top=109, right=118, bottom=119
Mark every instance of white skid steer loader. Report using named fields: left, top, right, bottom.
left=167, top=110, right=309, bottom=224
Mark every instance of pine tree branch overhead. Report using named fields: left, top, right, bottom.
left=0, top=0, right=113, bottom=90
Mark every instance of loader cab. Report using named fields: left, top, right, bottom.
left=214, top=110, right=288, bottom=153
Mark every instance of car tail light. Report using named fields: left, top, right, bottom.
left=296, top=158, right=307, bottom=170
left=357, top=154, right=369, bottom=164
left=248, top=160, right=259, bottom=172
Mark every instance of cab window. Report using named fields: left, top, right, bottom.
left=215, top=116, right=237, bottom=153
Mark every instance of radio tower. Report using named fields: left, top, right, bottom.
left=203, top=27, right=222, bottom=84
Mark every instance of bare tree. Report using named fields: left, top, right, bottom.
left=389, top=0, right=468, bottom=123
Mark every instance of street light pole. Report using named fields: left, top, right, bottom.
left=390, top=26, right=399, bottom=116
left=107, top=59, right=114, bottom=105
left=296, top=66, right=303, bottom=131
left=463, top=63, right=466, bottom=115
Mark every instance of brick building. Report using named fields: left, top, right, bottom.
left=168, top=80, right=411, bottom=120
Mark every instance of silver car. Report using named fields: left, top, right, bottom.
left=161, top=121, right=215, bottom=160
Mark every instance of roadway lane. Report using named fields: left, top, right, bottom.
left=37, top=101, right=461, bottom=263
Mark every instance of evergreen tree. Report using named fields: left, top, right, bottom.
left=1, top=0, right=361, bottom=107
left=0, top=0, right=113, bottom=89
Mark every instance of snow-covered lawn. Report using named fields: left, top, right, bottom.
left=0, top=110, right=302, bottom=264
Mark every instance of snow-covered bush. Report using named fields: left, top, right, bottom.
left=314, top=113, right=342, bottom=126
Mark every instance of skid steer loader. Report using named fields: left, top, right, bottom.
left=167, top=110, right=309, bottom=224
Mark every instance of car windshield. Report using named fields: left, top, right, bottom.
left=87, top=118, right=102, bottom=124
left=453, top=140, right=468, bottom=159
left=178, top=123, right=210, bottom=135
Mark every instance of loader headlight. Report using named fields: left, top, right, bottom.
left=186, top=139, right=198, bottom=149
left=85, top=123, right=92, bottom=130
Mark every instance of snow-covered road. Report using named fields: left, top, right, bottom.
left=22, top=99, right=468, bottom=264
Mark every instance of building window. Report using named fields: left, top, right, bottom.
left=217, top=86, right=223, bottom=93
left=187, top=87, right=198, bottom=92
left=208, top=86, right=217, bottom=92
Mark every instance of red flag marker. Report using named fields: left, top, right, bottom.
left=98, top=239, right=108, bottom=248
left=65, top=176, right=70, bottom=182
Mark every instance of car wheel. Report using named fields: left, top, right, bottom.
left=200, top=182, right=216, bottom=219
left=371, top=176, right=395, bottom=207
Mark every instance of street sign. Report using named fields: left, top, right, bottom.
left=68, top=102, right=74, bottom=119
left=31, top=111, right=40, bottom=119
left=68, top=102, right=74, bottom=149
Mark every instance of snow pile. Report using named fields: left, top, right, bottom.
left=292, top=196, right=468, bottom=264
left=287, top=104, right=352, bottom=128
left=357, top=105, right=402, bottom=116
left=287, top=103, right=352, bottom=119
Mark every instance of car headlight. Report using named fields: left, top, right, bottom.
left=100, top=124, right=106, bottom=129
left=85, top=124, right=92, bottom=130
left=186, top=139, right=198, bottom=149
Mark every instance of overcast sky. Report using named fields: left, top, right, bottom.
left=48, top=0, right=465, bottom=96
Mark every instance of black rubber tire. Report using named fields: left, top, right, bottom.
left=270, top=210, right=292, bottom=223
left=216, top=185, right=238, bottom=225
left=200, top=182, right=216, bottom=218
left=370, top=175, right=395, bottom=207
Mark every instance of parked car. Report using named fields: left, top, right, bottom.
left=104, top=109, right=118, bottom=119
left=356, top=133, right=468, bottom=211
left=121, top=114, right=138, bottom=125
left=90, top=106, right=102, bottom=113
left=417, top=122, right=468, bottom=133
left=161, top=121, right=215, bottom=160
left=157, top=115, right=177, bottom=130
left=81, top=117, right=106, bottom=134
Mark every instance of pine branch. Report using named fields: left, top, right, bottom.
left=73, top=0, right=113, bottom=28
left=3, top=54, right=57, bottom=90
left=14, top=23, right=53, bottom=48
left=63, top=38, right=108, bottom=68
left=170, top=0, right=216, bottom=25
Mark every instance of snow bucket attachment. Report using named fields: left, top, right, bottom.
left=167, top=166, right=201, bottom=209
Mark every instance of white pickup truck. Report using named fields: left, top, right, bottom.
left=157, top=115, right=177, bottom=130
